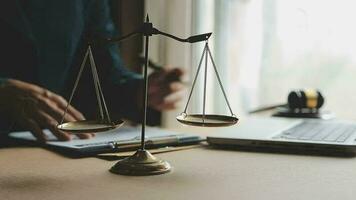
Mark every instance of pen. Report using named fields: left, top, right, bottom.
left=114, top=135, right=180, bottom=150
left=98, top=144, right=203, bottom=159
left=76, top=136, right=178, bottom=149
left=77, top=142, right=116, bottom=152
left=139, top=57, right=184, bottom=83
left=76, top=135, right=203, bottom=152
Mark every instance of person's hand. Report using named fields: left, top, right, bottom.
left=0, top=79, right=94, bottom=142
left=148, top=68, right=185, bottom=111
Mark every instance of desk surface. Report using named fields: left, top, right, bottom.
left=1, top=126, right=356, bottom=200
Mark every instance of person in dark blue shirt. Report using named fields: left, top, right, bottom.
left=0, top=0, right=184, bottom=142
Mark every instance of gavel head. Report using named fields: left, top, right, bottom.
left=288, top=89, right=324, bottom=110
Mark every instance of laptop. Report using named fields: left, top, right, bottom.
left=207, top=117, right=356, bottom=156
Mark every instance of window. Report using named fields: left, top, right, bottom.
left=208, top=0, right=356, bottom=119
left=146, top=0, right=356, bottom=127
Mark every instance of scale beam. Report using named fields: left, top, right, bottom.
left=91, top=22, right=212, bottom=45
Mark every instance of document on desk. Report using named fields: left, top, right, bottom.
left=8, top=126, right=203, bottom=156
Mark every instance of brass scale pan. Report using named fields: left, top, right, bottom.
left=58, top=114, right=237, bottom=133
left=57, top=46, right=125, bottom=133
left=175, top=42, right=238, bottom=128
left=58, top=41, right=238, bottom=133
left=176, top=114, right=238, bottom=127
left=58, top=120, right=124, bottom=133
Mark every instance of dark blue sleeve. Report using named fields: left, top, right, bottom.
left=0, top=78, right=14, bottom=135
left=86, top=0, right=143, bottom=121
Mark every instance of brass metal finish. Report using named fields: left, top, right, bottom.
left=57, top=119, right=124, bottom=133
left=304, top=89, right=318, bottom=108
left=58, top=46, right=122, bottom=134
left=177, top=42, right=238, bottom=127
left=110, top=150, right=171, bottom=176
left=176, top=113, right=238, bottom=127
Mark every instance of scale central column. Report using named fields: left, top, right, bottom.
left=109, top=15, right=171, bottom=176
left=141, top=26, right=149, bottom=150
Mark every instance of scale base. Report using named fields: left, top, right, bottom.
left=109, top=149, right=171, bottom=176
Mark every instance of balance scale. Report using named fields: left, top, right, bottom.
left=57, top=15, right=238, bottom=176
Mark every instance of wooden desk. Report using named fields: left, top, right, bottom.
left=1, top=126, right=356, bottom=200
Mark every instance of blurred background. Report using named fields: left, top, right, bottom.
left=113, top=0, right=356, bottom=127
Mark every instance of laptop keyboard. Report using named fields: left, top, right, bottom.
left=279, top=121, right=356, bottom=143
